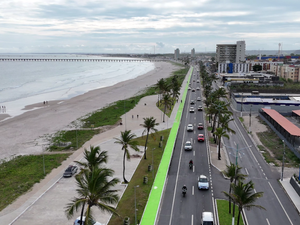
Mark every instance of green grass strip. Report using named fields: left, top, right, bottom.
left=217, top=199, right=244, bottom=225
left=140, top=67, right=193, bottom=225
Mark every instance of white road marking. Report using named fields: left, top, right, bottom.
left=268, top=182, right=294, bottom=225
left=266, top=218, right=271, bottom=225
left=244, top=167, right=249, bottom=175
left=192, top=186, right=194, bottom=195
left=191, top=214, right=194, bottom=225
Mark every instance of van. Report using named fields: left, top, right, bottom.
left=201, top=211, right=214, bottom=225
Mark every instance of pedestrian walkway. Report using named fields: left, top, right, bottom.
left=280, top=178, right=300, bottom=213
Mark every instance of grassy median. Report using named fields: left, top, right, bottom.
left=108, top=129, right=170, bottom=225
left=217, top=199, right=244, bottom=225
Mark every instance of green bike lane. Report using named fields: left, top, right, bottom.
left=140, top=67, right=193, bottom=225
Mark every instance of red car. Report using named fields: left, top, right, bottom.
left=198, top=134, right=205, bottom=142
left=198, top=123, right=204, bottom=130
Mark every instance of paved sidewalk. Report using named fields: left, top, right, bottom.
left=280, top=178, right=300, bottom=213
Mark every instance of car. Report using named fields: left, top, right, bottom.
left=198, top=134, right=205, bottom=142
left=196, top=87, right=200, bottom=90
left=187, top=124, right=194, bottom=131
left=192, top=89, right=195, bottom=92
left=198, top=175, right=209, bottom=190
left=190, top=100, right=195, bottom=105
left=198, top=123, right=204, bottom=130
left=63, top=165, right=78, bottom=177
left=74, top=216, right=103, bottom=225
left=184, top=141, right=193, bottom=151
left=201, top=212, right=214, bottom=224
left=189, top=107, right=195, bottom=113
left=197, top=80, right=200, bottom=83
left=198, top=106, right=203, bottom=111
left=188, top=86, right=191, bottom=90
left=197, top=97, right=201, bottom=101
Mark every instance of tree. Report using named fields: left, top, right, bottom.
left=214, top=127, right=229, bottom=160
left=114, top=130, right=140, bottom=183
left=253, top=64, right=262, bottom=72
left=141, top=117, right=159, bottom=159
left=223, top=180, right=265, bottom=225
left=75, top=145, right=108, bottom=173
left=222, top=163, right=247, bottom=214
left=218, top=113, right=235, bottom=135
left=161, top=93, right=173, bottom=122
left=65, top=168, right=120, bottom=225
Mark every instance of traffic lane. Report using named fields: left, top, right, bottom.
left=244, top=177, right=297, bottom=225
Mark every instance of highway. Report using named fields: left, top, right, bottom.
left=157, top=69, right=214, bottom=225
left=157, top=66, right=300, bottom=225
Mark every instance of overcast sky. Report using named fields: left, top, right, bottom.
left=1, top=0, right=300, bottom=54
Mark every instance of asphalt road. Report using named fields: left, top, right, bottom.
left=157, top=69, right=215, bottom=225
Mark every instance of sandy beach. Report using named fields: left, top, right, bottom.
left=0, top=61, right=180, bottom=161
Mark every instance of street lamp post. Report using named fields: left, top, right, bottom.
left=134, top=185, right=139, bottom=225
left=249, top=104, right=252, bottom=133
left=152, top=148, right=155, bottom=178
left=281, top=140, right=286, bottom=181
left=240, top=92, right=243, bottom=117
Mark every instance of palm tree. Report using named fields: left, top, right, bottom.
left=214, top=127, right=229, bottom=160
left=114, top=130, right=140, bottom=183
left=222, top=163, right=247, bottom=214
left=161, top=93, right=173, bottom=122
left=223, top=180, right=265, bottom=225
left=75, top=145, right=108, bottom=172
left=218, top=113, right=236, bottom=135
left=156, top=78, right=167, bottom=106
left=65, top=168, right=120, bottom=225
left=141, top=117, right=159, bottom=159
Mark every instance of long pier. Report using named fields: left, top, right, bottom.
left=0, top=58, right=161, bottom=62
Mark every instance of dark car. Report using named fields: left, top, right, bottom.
left=63, top=165, right=78, bottom=177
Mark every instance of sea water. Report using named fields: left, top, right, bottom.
left=0, top=54, right=155, bottom=118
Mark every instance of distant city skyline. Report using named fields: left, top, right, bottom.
left=1, top=0, right=300, bottom=54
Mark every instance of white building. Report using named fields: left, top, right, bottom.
left=191, top=48, right=195, bottom=58
left=174, top=48, right=180, bottom=60
left=216, top=41, right=246, bottom=63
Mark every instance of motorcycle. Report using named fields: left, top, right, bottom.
left=182, top=188, right=187, bottom=197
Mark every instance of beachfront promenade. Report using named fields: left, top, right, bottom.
left=0, top=58, right=165, bottom=62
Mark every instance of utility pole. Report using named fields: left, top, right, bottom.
left=249, top=104, right=252, bottom=133
left=134, top=185, right=139, bottom=225
left=240, top=92, right=243, bottom=117
left=281, top=140, right=285, bottom=181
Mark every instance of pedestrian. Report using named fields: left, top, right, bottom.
left=132, top=115, right=134, bottom=119
left=43, top=101, right=45, bottom=105
left=137, top=115, right=139, bottom=119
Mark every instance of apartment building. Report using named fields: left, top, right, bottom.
left=174, top=48, right=180, bottom=60
left=216, top=41, right=246, bottom=63
left=270, top=64, right=300, bottom=82
left=191, top=48, right=195, bottom=58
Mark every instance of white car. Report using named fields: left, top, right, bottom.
left=197, top=97, right=201, bottom=101
left=184, top=141, right=193, bottom=151
left=189, top=107, right=195, bottom=113
left=196, top=87, right=200, bottom=90
left=198, top=175, right=209, bottom=190
left=74, top=216, right=103, bottom=225
left=187, top=124, right=193, bottom=131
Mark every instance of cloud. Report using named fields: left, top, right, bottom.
left=0, top=0, right=300, bottom=53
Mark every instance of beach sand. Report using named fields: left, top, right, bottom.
left=0, top=61, right=180, bottom=161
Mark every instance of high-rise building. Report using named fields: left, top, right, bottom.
left=191, top=48, right=195, bottom=58
left=174, top=48, right=180, bottom=60
left=216, top=41, right=245, bottom=63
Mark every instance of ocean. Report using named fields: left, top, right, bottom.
left=0, top=54, right=155, bottom=118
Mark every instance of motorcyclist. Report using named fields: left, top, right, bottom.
left=182, top=185, right=187, bottom=192
left=189, top=160, right=193, bottom=166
